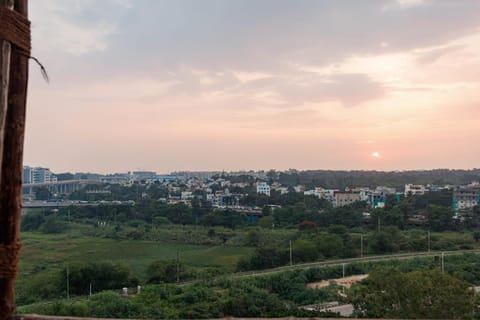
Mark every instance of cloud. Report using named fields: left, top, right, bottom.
left=250, top=73, right=384, bottom=107
left=25, top=0, right=480, bottom=172
left=415, top=44, right=465, bottom=65
left=383, top=0, right=427, bottom=11
left=31, top=0, right=130, bottom=55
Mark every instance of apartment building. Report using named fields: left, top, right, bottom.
left=22, top=166, right=57, bottom=184
left=256, top=181, right=271, bottom=196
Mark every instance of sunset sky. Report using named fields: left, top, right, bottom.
left=25, top=0, right=480, bottom=173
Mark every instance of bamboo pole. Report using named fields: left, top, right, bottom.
left=0, top=0, right=29, bottom=318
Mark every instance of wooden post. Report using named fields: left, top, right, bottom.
left=0, top=0, right=29, bottom=318
left=0, top=0, right=13, bottom=176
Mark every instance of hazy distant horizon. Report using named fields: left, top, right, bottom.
left=26, top=0, right=480, bottom=173
left=24, top=164, right=480, bottom=176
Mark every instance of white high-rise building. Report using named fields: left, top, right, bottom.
left=23, top=166, right=57, bottom=184
left=256, top=181, right=271, bottom=196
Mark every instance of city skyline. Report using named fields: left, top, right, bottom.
left=25, top=0, right=480, bottom=173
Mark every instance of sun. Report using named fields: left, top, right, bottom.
left=372, top=151, right=380, bottom=158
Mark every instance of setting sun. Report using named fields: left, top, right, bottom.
left=372, top=152, right=380, bottom=158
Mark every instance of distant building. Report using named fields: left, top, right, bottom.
left=256, top=181, right=271, bottom=196
left=304, top=187, right=339, bottom=203
left=404, top=184, right=426, bottom=196
left=22, top=166, right=57, bottom=184
left=364, top=186, right=397, bottom=209
left=453, top=182, right=480, bottom=214
left=132, top=171, right=157, bottom=181
left=293, top=185, right=305, bottom=193
left=101, top=173, right=133, bottom=185
left=334, top=192, right=362, bottom=207
left=181, top=191, right=194, bottom=200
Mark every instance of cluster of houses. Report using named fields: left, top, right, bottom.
left=23, top=166, right=480, bottom=215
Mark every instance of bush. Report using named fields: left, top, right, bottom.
left=61, top=262, right=137, bottom=295
left=40, top=215, right=67, bottom=234
left=21, top=212, right=45, bottom=231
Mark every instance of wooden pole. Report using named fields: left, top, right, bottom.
left=0, top=0, right=29, bottom=318
left=0, top=0, right=13, bottom=177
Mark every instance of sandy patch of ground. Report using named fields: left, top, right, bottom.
left=307, top=274, right=368, bottom=289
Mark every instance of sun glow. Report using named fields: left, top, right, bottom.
left=372, top=151, right=380, bottom=158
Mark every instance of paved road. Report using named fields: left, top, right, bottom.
left=232, top=249, right=480, bottom=278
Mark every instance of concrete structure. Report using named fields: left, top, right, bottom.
left=22, top=179, right=99, bottom=196
left=364, top=186, right=397, bottom=209
left=131, top=171, right=156, bottom=181
left=256, top=181, right=271, bottom=196
left=22, top=166, right=57, bottom=184
left=334, top=191, right=362, bottom=207
left=404, top=184, right=426, bottom=196
left=181, top=191, right=194, bottom=200
left=304, top=187, right=339, bottom=202
left=453, top=182, right=480, bottom=214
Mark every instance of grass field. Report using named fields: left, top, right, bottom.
left=19, top=231, right=254, bottom=280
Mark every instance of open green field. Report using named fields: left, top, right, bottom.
left=19, top=231, right=254, bottom=280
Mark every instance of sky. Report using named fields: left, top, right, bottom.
left=25, top=0, right=480, bottom=173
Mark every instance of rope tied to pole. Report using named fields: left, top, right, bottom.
left=0, top=242, right=21, bottom=279
left=1, top=7, right=48, bottom=83
left=0, top=6, right=31, bottom=55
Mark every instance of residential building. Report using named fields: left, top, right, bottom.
left=404, top=184, right=426, bottom=196
left=256, top=181, right=271, bottom=196
left=334, top=191, right=362, bottom=207
left=453, top=182, right=480, bottom=214
left=131, top=171, right=157, bottom=181
left=22, top=166, right=57, bottom=184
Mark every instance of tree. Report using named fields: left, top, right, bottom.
left=292, top=239, right=319, bottom=262
left=314, top=233, right=344, bottom=258
left=258, top=215, right=274, bottom=229
left=298, top=220, right=317, bottom=230
left=21, top=211, right=45, bottom=231
left=89, top=291, right=141, bottom=318
left=40, top=215, right=67, bottom=234
left=61, top=262, right=136, bottom=295
left=35, top=187, right=51, bottom=200
left=165, top=204, right=194, bottom=225
left=368, top=227, right=404, bottom=254
left=146, top=260, right=186, bottom=283
left=350, top=268, right=474, bottom=319
left=238, top=244, right=289, bottom=270
left=427, top=205, right=453, bottom=231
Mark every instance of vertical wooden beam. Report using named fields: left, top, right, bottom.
left=0, top=0, right=13, bottom=180
left=0, top=0, right=28, bottom=319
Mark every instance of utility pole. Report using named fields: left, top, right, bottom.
left=360, top=234, right=364, bottom=258
left=66, top=264, right=70, bottom=300
left=427, top=231, right=430, bottom=253
left=0, top=0, right=30, bottom=318
left=441, top=252, right=445, bottom=273
left=289, top=240, right=293, bottom=266
left=176, top=250, right=180, bottom=283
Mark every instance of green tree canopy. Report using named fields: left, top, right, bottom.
left=350, top=268, right=474, bottom=319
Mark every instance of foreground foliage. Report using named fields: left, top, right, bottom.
left=17, top=254, right=480, bottom=319
left=350, top=268, right=475, bottom=319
